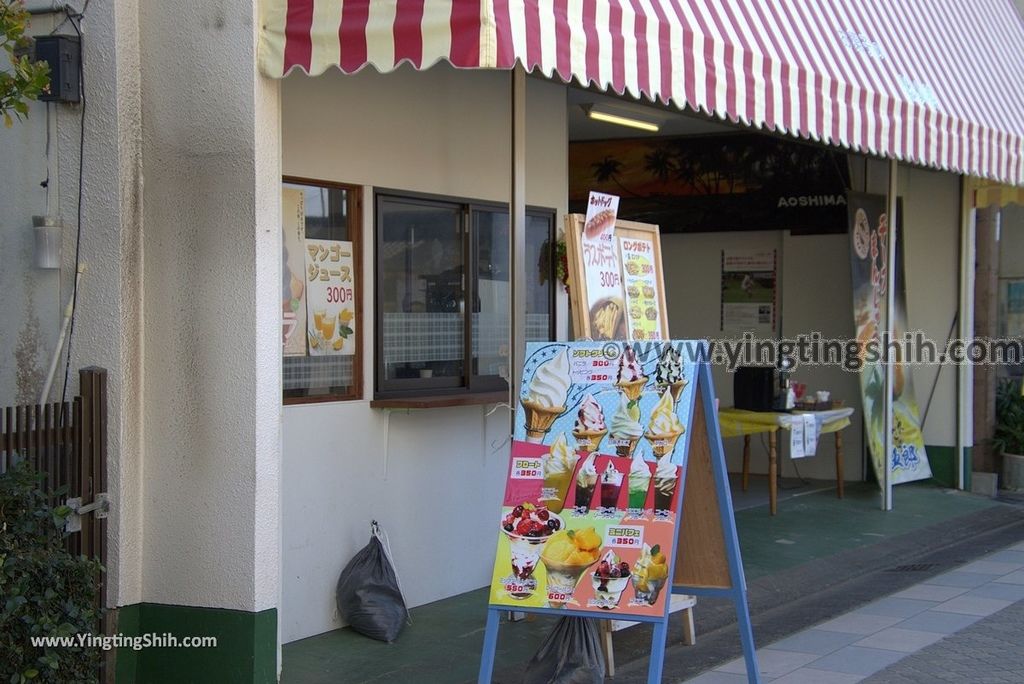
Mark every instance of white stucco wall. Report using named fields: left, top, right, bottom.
left=0, top=3, right=145, bottom=610
left=899, top=166, right=961, bottom=448
left=138, top=0, right=281, bottom=613
left=279, top=65, right=567, bottom=642
left=660, top=229, right=864, bottom=482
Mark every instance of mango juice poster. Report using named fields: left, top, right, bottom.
left=304, top=239, right=356, bottom=355
left=489, top=341, right=696, bottom=616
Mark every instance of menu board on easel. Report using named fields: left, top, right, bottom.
left=564, top=193, right=670, bottom=342
left=478, top=341, right=763, bottom=684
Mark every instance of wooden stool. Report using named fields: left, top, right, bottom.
left=598, top=595, right=697, bottom=675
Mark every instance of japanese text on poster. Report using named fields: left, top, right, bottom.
left=620, top=236, right=662, bottom=341
left=581, top=192, right=624, bottom=340
left=721, top=249, right=776, bottom=333
left=305, top=239, right=356, bottom=356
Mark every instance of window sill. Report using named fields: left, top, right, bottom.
left=370, top=391, right=509, bottom=410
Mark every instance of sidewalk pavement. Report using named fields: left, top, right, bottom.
left=688, top=541, right=1024, bottom=683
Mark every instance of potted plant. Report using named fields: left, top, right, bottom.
left=995, top=378, right=1024, bottom=491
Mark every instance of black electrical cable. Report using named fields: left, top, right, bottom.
left=59, top=4, right=86, bottom=407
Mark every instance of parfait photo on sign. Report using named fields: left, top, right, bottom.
left=488, top=341, right=692, bottom=617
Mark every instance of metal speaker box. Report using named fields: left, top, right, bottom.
left=34, top=35, right=80, bottom=103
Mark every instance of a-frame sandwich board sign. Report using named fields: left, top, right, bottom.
left=478, top=341, right=760, bottom=683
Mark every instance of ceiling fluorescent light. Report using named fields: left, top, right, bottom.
left=584, top=103, right=661, bottom=132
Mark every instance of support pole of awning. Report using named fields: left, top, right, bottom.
left=883, top=159, right=898, bottom=511
left=509, top=65, right=526, bottom=430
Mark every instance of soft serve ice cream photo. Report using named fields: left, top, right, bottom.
left=654, top=345, right=687, bottom=401
left=646, top=389, right=685, bottom=459
left=615, top=345, right=647, bottom=402
left=609, top=394, right=644, bottom=457
left=572, top=394, right=607, bottom=453
left=521, top=347, right=571, bottom=443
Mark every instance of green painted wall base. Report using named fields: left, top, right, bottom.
left=923, top=444, right=973, bottom=489
left=113, top=603, right=276, bottom=684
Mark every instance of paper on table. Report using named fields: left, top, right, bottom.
left=802, top=414, right=819, bottom=456
left=790, top=418, right=805, bottom=459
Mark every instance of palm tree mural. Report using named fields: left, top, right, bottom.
left=591, top=155, right=640, bottom=197
left=643, top=147, right=676, bottom=184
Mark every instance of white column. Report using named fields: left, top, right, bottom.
left=883, top=159, right=898, bottom=511
left=138, top=0, right=281, bottom=622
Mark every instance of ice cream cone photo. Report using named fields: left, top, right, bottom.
left=611, top=436, right=641, bottom=458
left=646, top=429, right=683, bottom=459
left=521, top=347, right=571, bottom=443
left=654, top=345, right=686, bottom=403
left=616, top=377, right=647, bottom=402
left=656, top=379, right=687, bottom=403
left=522, top=399, right=565, bottom=443
left=615, top=345, right=647, bottom=402
left=572, top=429, right=607, bottom=453
left=572, top=394, right=607, bottom=453
left=645, top=388, right=685, bottom=458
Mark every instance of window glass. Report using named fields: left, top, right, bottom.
left=375, top=191, right=555, bottom=399
left=378, top=198, right=465, bottom=386
left=282, top=180, right=361, bottom=402
left=525, top=212, right=555, bottom=342
left=473, top=208, right=510, bottom=381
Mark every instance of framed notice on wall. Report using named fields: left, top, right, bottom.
left=565, top=194, right=669, bottom=342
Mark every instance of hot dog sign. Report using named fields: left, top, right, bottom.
left=566, top=193, right=669, bottom=342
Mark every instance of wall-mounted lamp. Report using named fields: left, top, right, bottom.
left=33, top=216, right=62, bottom=269
left=582, top=103, right=662, bottom=132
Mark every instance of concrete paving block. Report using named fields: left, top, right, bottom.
left=853, top=597, right=939, bottom=618
left=809, top=645, right=907, bottom=676
left=967, top=582, right=1024, bottom=602
left=768, top=629, right=862, bottom=656
left=891, top=583, right=970, bottom=602
left=770, top=667, right=865, bottom=684
left=854, top=627, right=946, bottom=652
left=895, top=609, right=984, bottom=634
left=993, top=570, right=1024, bottom=585
left=925, top=571, right=997, bottom=588
left=932, top=595, right=1014, bottom=616
left=957, top=560, right=1024, bottom=576
left=816, top=612, right=904, bottom=635
left=684, top=670, right=751, bottom=684
left=716, top=648, right=818, bottom=679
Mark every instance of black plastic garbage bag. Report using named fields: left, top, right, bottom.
left=336, top=521, right=410, bottom=643
left=522, top=617, right=606, bottom=684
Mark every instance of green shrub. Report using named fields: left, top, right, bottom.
left=995, top=378, right=1024, bottom=457
left=0, top=461, right=103, bottom=684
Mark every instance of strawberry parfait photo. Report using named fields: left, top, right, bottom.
left=500, top=504, right=562, bottom=600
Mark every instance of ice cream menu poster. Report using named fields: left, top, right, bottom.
left=488, top=341, right=694, bottom=617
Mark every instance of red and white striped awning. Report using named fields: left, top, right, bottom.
left=260, top=0, right=1024, bottom=186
